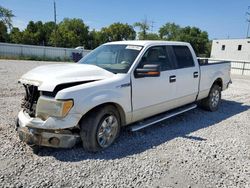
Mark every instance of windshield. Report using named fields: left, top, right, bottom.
left=78, top=44, right=143, bottom=73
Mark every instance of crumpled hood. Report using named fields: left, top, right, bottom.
left=19, top=63, right=114, bottom=91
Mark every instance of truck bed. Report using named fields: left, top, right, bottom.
left=197, top=58, right=231, bottom=100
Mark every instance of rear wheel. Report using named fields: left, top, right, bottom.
left=79, top=105, right=121, bottom=152
left=200, top=84, right=221, bottom=112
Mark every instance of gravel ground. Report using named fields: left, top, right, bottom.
left=0, top=59, right=249, bottom=188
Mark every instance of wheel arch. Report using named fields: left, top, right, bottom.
left=79, top=102, right=126, bottom=126
left=212, top=77, right=223, bottom=89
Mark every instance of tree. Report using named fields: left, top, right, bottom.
left=158, top=22, right=210, bottom=56
left=159, top=23, right=181, bottom=40
left=21, top=21, right=40, bottom=45
left=145, top=33, right=160, bottom=40
left=49, top=18, right=89, bottom=48
left=0, top=6, right=14, bottom=29
left=100, top=22, right=136, bottom=42
left=87, top=29, right=103, bottom=49
left=85, top=23, right=136, bottom=49
left=9, top=21, right=55, bottom=45
left=9, top=27, right=23, bottom=43
left=0, top=21, right=8, bottom=42
left=134, top=19, right=150, bottom=40
left=43, top=21, right=56, bottom=46
left=178, top=26, right=210, bottom=56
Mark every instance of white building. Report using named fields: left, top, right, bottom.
left=211, top=38, right=250, bottom=61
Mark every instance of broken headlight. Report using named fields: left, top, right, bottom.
left=36, top=96, right=73, bottom=120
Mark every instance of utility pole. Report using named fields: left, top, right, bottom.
left=54, top=0, right=57, bottom=46
left=54, top=0, right=57, bottom=25
left=142, top=16, right=148, bottom=39
left=246, top=6, right=250, bottom=38
left=151, top=21, right=156, bottom=33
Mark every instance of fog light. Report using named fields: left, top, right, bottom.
left=49, top=137, right=60, bottom=146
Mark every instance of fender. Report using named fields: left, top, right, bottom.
left=76, top=89, right=131, bottom=121
left=198, top=64, right=227, bottom=101
left=210, top=71, right=223, bottom=88
left=55, top=74, right=132, bottom=124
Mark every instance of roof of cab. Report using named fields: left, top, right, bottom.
left=105, top=40, right=189, bottom=47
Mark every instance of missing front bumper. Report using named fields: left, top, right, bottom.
left=16, top=123, right=80, bottom=148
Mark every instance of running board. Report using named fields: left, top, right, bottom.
left=129, top=104, right=197, bottom=132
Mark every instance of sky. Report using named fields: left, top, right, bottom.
left=1, top=0, right=250, bottom=39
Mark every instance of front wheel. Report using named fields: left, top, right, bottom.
left=200, top=84, right=221, bottom=112
left=79, top=105, right=121, bottom=152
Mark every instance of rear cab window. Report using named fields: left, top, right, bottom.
left=172, top=46, right=195, bottom=69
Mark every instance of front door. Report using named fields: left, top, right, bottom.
left=131, top=45, right=177, bottom=122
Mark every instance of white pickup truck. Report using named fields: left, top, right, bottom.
left=17, top=41, right=231, bottom=152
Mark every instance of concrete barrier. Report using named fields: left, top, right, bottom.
left=0, top=42, right=91, bottom=61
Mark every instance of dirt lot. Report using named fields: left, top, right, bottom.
left=0, top=60, right=249, bottom=188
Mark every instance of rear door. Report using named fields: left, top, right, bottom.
left=172, top=45, right=199, bottom=106
left=131, top=45, right=177, bottom=122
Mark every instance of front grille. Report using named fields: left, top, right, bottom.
left=21, top=84, right=40, bottom=117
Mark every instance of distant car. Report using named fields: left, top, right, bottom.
left=17, top=40, right=231, bottom=152
left=72, top=46, right=85, bottom=62
left=75, top=46, right=85, bottom=50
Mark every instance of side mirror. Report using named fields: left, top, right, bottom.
left=135, top=64, right=161, bottom=78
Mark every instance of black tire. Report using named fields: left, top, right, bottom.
left=79, top=105, right=121, bottom=152
left=199, top=84, right=221, bottom=112
left=31, top=145, right=40, bottom=154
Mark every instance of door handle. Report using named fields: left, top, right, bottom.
left=193, top=72, right=199, bottom=78
left=169, top=75, right=176, bottom=83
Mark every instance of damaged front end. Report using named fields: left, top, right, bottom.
left=21, top=84, right=39, bottom=117
left=16, top=63, right=114, bottom=148
left=16, top=123, right=80, bottom=148
left=16, top=83, right=83, bottom=148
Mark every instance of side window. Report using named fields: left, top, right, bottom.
left=237, top=45, right=242, bottom=51
left=138, top=46, right=174, bottom=71
left=173, top=46, right=195, bottom=69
